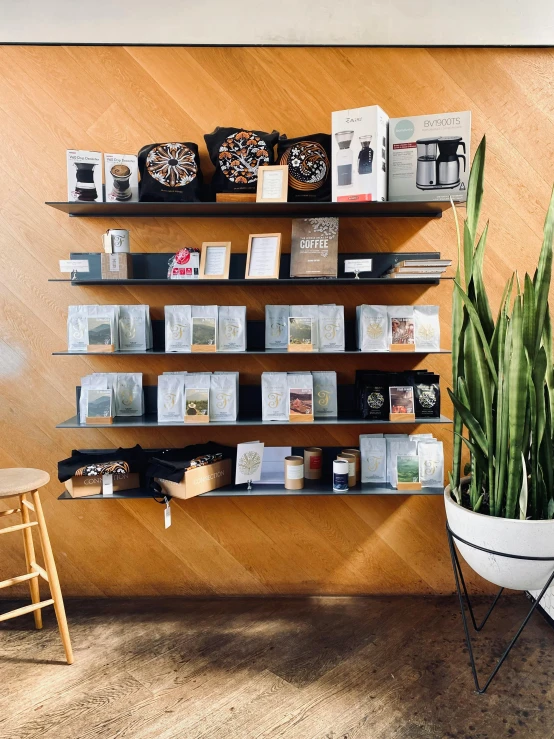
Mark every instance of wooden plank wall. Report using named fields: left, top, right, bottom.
left=0, top=46, right=552, bottom=597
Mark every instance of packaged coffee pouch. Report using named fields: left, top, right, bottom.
left=184, top=373, right=211, bottom=420
left=157, top=374, right=185, bottom=423
left=80, top=374, right=114, bottom=422
left=418, top=441, right=444, bottom=487
left=287, top=373, right=314, bottom=421
left=115, top=373, right=144, bottom=417
left=318, top=305, right=345, bottom=352
left=165, top=305, right=192, bottom=353
left=265, top=305, right=290, bottom=350
left=67, top=306, right=89, bottom=352
left=138, top=142, right=203, bottom=202
left=312, top=371, right=337, bottom=417
left=359, top=372, right=389, bottom=420
left=261, top=372, right=288, bottom=421
left=409, top=433, right=435, bottom=449
left=388, top=440, right=417, bottom=488
left=119, top=305, right=153, bottom=352
left=360, top=435, right=387, bottom=483
left=210, top=373, right=238, bottom=421
left=85, top=305, right=120, bottom=350
left=414, top=305, right=440, bottom=351
left=357, top=305, right=388, bottom=352
left=413, top=374, right=441, bottom=418
left=204, top=127, right=280, bottom=194
left=290, top=305, right=320, bottom=350
left=191, top=305, right=218, bottom=350
left=277, top=133, right=331, bottom=202
left=218, top=306, right=246, bottom=352
left=388, top=306, right=415, bottom=347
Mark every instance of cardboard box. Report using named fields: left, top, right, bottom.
left=331, top=105, right=388, bottom=202
left=388, top=111, right=471, bottom=202
left=67, top=149, right=102, bottom=203
left=290, top=217, right=339, bottom=278
left=65, top=472, right=140, bottom=498
left=104, top=154, right=139, bottom=202
left=101, top=253, right=133, bottom=280
left=156, top=458, right=232, bottom=500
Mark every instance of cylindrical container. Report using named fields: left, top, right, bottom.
left=285, top=456, right=304, bottom=490
left=105, top=229, right=131, bottom=253
left=342, top=449, right=361, bottom=483
left=338, top=453, right=357, bottom=488
left=304, top=447, right=323, bottom=480
left=333, top=459, right=349, bottom=492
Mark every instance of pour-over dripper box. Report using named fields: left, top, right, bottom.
left=331, top=105, right=389, bottom=202
left=388, top=111, right=471, bottom=202
left=66, top=150, right=103, bottom=203
left=104, top=154, right=139, bottom=203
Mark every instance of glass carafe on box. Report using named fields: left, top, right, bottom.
left=335, top=130, right=354, bottom=186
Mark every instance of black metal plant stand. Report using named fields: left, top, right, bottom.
left=447, top=523, right=554, bottom=694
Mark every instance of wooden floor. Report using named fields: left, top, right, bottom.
left=0, top=596, right=553, bottom=738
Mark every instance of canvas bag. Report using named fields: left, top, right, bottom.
left=210, top=373, right=238, bottom=421
left=115, top=373, right=144, bottom=417
left=261, top=372, right=288, bottom=421
left=67, top=305, right=89, bottom=352
left=157, top=374, right=185, bottom=423
left=165, top=305, right=192, bottom=352
left=318, top=305, right=345, bottom=352
left=138, top=142, right=203, bottom=202
left=204, top=127, right=279, bottom=193
left=119, top=305, right=152, bottom=351
left=360, top=436, right=387, bottom=483
left=277, top=133, right=331, bottom=202
left=414, top=305, right=440, bottom=351
left=312, top=371, right=337, bottom=417
left=265, top=305, right=290, bottom=350
left=418, top=441, right=444, bottom=487
left=218, top=306, right=246, bottom=352
left=357, top=305, right=388, bottom=352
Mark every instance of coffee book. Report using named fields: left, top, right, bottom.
left=290, top=218, right=339, bottom=278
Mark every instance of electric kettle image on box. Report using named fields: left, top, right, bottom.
left=335, top=130, right=354, bottom=186
left=415, top=136, right=466, bottom=190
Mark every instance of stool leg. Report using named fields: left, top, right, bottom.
left=19, top=494, right=42, bottom=629
left=31, top=490, right=73, bottom=665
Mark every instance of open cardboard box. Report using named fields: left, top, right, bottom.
left=156, top=458, right=232, bottom=500
left=65, top=472, right=140, bottom=498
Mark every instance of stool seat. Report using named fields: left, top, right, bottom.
left=0, top=468, right=50, bottom=497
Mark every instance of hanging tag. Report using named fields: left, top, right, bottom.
left=102, top=473, right=114, bottom=496
left=164, top=499, right=172, bottom=529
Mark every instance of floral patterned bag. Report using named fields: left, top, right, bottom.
left=277, top=134, right=332, bottom=201
left=204, top=127, right=279, bottom=193
left=138, top=142, right=203, bottom=202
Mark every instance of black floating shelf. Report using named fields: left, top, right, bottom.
left=58, top=482, right=443, bottom=500
left=49, top=251, right=452, bottom=286
left=46, top=200, right=451, bottom=219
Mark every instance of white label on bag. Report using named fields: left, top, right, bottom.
left=102, top=473, right=113, bottom=496
left=344, top=259, right=373, bottom=274
left=59, top=259, right=89, bottom=273
left=164, top=502, right=172, bottom=529
left=286, top=465, right=304, bottom=480
left=109, top=254, right=120, bottom=272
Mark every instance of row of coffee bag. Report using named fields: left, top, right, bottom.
left=356, top=370, right=441, bottom=420
left=157, top=372, right=239, bottom=423
left=265, top=305, right=345, bottom=351
left=165, top=305, right=246, bottom=352
left=356, top=305, right=440, bottom=352
left=360, top=434, right=444, bottom=488
left=261, top=371, right=337, bottom=421
left=68, top=305, right=153, bottom=352
left=79, top=373, right=144, bottom=421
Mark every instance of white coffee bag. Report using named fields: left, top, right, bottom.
left=357, top=305, right=388, bottom=352
left=318, top=305, right=345, bottom=352
left=115, top=373, right=144, bottom=416
left=265, top=305, right=290, bottom=350
left=218, top=306, right=246, bottom=352
left=157, top=374, right=185, bottom=423
left=261, top=372, right=288, bottom=421
left=119, top=305, right=152, bottom=352
left=210, top=373, right=238, bottom=421
left=414, top=305, right=441, bottom=351
left=165, top=305, right=192, bottom=352
left=67, top=305, right=89, bottom=352
left=419, top=441, right=444, bottom=487
left=312, top=371, right=337, bottom=417
left=360, top=435, right=387, bottom=483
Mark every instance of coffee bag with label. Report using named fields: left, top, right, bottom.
left=218, top=306, right=246, bottom=352
left=414, top=306, right=440, bottom=351
left=165, top=305, right=192, bottom=352
left=414, top=373, right=441, bottom=418
left=360, top=435, right=387, bottom=483
left=388, top=305, right=415, bottom=347
left=358, top=372, right=389, bottom=420
left=210, top=373, right=238, bottom=421
left=67, top=306, right=89, bottom=352
left=119, top=305, right=153, bottom=352
left=261, top=372, right=288, bottom=421
left=115, top=373, right=144, bottom=417
left=388, top=440, right=417, bottom=488
left=318, top=305, right=345, bottom=352
left=312, top=371, right=337, bottom=417
left=191, top=305, right=218, bottom=350
left=290, top=305, right=320, bottom=350
left=265, top=305, right=290, bottom=350
left=357, top=305, right=388, bottom=352
left=418, top=441, right=444, bottom=487
left=157, top=374, right=185, bottom=423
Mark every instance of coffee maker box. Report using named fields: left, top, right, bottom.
left=331, top=105, right=389, bottom=203
left=388, top=111, right=471, bottom=202
left=66, top=150, right=102, bottom=203
left=104, top=154, right=139, bottom=203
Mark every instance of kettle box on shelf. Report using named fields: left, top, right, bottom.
left=155, top=457, right=232, bottom=500
left=66, top=149, right=103, bottom=203
left=331, top=105, right=389, bottom=203
left=388, top=111, right=471, bottom=202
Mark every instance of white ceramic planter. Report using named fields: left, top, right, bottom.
left=444, top=478, right=554, bottom=591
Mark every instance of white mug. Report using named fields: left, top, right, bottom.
left=102, top=229, right=130, bottom=254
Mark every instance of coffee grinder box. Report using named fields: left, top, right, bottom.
left=66, top=149, right=102, bottom=203
left=331, top=105, right=389, bottom=203
left=104, top=154, right=139, bottom=203
left=388, top=111, right=471, bottom=202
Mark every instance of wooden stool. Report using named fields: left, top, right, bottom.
left=0, top=468, right=73, bottom=664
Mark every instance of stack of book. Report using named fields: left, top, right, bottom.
left=384, top=258, right=452, bottom=279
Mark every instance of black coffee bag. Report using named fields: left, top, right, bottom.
left=277, top=134, right=331, bottom=201
left=138, top=142, right=203, bottom=202
left=413, top=373, right=441, bottom=418
left=204, top=127, right=279, bottom=193
left=359, top=371, right=390, bottom=420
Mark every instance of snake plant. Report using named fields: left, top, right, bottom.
left=449, top=135, right=554, bottom=519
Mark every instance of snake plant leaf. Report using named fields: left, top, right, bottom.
left=541, top=309, right=554, bottom=425
left=519, top=452, right=529, bottom=520
left=471, top=222, right=494, bottom=341
left=533, top=185, right=554, bottom=356
left=458, top=434, right=488, bottom=473
left=522, top=274, right=536, bottom=360
left=448, top=471, right=461, bottom=504
left=466, top=135, right=486, bottom=243
left=463, top=220, right=474, bottom=291
left=494, top=301, right=512, bottom=515
left=451, top=200, right=465, bottom=489
left=448, top=387, right=489, bottom=458
left=454, top=281, right=498, bottom=385
left=528, top=368, right=537, bottom=519
left=473, top=494, right=484, bottom=513
left=548, top=498, right=554, bottom=520
left=533, top=346, right=547, bottom=447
